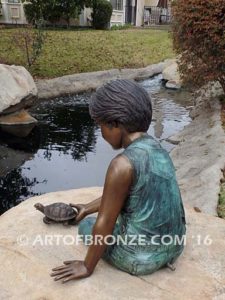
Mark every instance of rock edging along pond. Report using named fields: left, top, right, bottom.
left=36, top=60, right=173, bottom=99
left=170, top=89, right=225, bottom=216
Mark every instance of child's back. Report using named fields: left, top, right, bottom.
left=121, top=133, right=185, bottom=238
left=100, top=133, right=186, bottom=275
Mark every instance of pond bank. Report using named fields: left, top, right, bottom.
left=36, top=60, right=173, bottom=99
left=170, top=86, right=225, bottom=215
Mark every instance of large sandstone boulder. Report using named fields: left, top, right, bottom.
left=0, top=187, right=225, bottom=300
left=0, top=64, right=37, bottom=115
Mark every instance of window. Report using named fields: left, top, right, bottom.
left=110, top=0, right=123, bottom=11
left=8, top=0, right=20, bottom=3
left=10, top=7, right=20, bottom=18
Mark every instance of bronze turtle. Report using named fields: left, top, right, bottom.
left=34, top=202, right=77, bottom=225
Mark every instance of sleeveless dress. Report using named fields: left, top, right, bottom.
left=78, top=134, right=186, bottom=275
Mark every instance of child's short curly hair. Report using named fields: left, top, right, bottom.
left=89, top=79, right=152, bottom=133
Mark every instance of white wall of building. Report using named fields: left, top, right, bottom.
left=81, top=1, right=125, bottom=27
left=110, top=9, right=125, bottom=26
left=0, top=0, right=161, bottom=27
left=145, top=0, right=159, bottom=6
left=135, top=0, right=145, bottom=26
left=79, top=7, right=92, bottom=26
left=0, top=0, right=27, bottom=24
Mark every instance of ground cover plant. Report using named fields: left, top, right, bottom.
left=218, top=97, right=225, bottom=219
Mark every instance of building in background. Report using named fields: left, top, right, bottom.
left=81, top=0, right=171, bottom=27
left=144, top=0, right=171, bottom=25
left=80, top=0, right=126, bottom=27
left=0, top=0, right=171, bottom=27
left=0, top=0, right=27, bottom=25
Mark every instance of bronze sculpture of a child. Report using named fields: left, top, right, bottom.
left=51, top=79, right=186, bottom=283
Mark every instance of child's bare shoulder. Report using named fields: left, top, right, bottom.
left=109, top=154, right=133, bottom=172
left=102, top=154, right=133, bottom=200
left=105, top=154, right=134, bottom=185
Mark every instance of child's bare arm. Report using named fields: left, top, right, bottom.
left=84, top=154, right=133, bottom=272
left=51, top=154, right=133, bottom=283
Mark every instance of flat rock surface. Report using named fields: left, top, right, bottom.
left=0, top=187, right=225, bottom=300
left=170, top=99, right=225, bottom=215
left=0, top=64, right=37, bottom=113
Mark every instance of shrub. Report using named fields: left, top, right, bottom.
left=23, top=0, right=86, bottom=27
left=172, top=0, right=225, bottom=92
left=12, top=21, right=46, bottom=67
left=111, top=23, right=133, bottom=30
left=92, top=0, right=113, bottom=30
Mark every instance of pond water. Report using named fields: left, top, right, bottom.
left=0, top=75, right=193, bottom=214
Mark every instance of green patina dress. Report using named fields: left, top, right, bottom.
left=79, top=134, right=186, bottom=275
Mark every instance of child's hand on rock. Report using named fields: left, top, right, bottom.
left=51, top=260, right=91, bottom=283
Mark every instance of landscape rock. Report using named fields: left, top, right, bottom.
left=0, top=64, right=37, bottom=114
left=36, top=60, right=173, bottom=99
left=0, top=110, right=38, bottom=137
left=170, top=98, right=225, bottom=215
left=190, top=82, right=224, bottom=119
left=162, top=60, right=182, bottom=90
left=165, top=80, right=181, bottom=90
left=0, top=187, right=225, bottom=300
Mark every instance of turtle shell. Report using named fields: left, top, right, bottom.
left=44, top=202, right=77, bottom=221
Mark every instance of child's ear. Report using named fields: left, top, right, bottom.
left=113, top=121, right=119, bottom=128
left=108, top=121, right=118, bottom=128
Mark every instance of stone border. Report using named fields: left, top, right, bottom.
left=170, top=88, right=225, bottom=215
left=36, top=60, right=173, bottom=99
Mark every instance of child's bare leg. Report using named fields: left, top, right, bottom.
left=78, top=216, right=97, bottom=243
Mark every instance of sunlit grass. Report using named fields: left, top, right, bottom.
left=0, top=28, right=174, bottom=78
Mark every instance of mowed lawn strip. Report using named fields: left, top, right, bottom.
left=0, top=29, right=174, bottom=78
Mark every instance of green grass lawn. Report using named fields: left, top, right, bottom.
left=0, top=28, right=174, bottom=78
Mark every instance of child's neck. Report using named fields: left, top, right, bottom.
left=122, top=131, right=147, bottom=149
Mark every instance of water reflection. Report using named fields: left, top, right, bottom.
left=0, top=75, right=192, bottom=214
left=0, top=168, right=40, bottom=212
left=30, top=104, right=97, bottom=161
